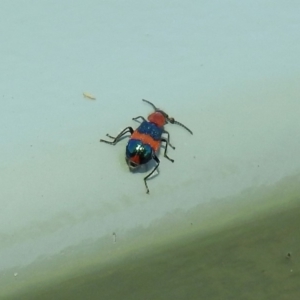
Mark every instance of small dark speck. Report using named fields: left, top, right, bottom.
left=193, top=156, right=196, bottom=159
left=190, top=223, right=193, bottom=226
left=258, top=165, right=260, bottom=167
left=30, top=145, right=33, bottom=147
left=112, top=232, right=117, bottom=243
left=286, top=252, right=291, bottom=259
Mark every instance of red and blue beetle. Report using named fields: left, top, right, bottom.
left=100, top=99, right=193, bottom=193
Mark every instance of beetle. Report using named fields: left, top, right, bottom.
left=100, top=99, right=193, bottom=193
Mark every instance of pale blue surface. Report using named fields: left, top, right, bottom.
left=1, top=0, right=300, bottom=293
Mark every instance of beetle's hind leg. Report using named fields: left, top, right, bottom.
left=100, top=126, right=133, bottom=145
left=144, top=154, right=160, bottom=194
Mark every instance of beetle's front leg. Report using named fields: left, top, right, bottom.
left=162, top=130, right=175, bottom=149
left=132, top=116, right=147, bottom=123
left=161, top=138, right=174, bottom=162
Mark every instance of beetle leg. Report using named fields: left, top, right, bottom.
left=132, top=116, right=147, bottom=123
left=100, top=127, right=134, bottom=145
left=144, top=154, right=160, bottom=194
left=105, top=134, right=117, bottom=139
left=162, top=130, right=175, bottom=149
left=161, top=138, right=174, bottom=162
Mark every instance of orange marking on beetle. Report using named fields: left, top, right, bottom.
left=147, top=112, right=166, bottom=127
left=130, top=131, right=160, bottom=152
left=131, top=154, right=140, bottom=164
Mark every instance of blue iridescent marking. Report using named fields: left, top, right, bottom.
left=126, top=139, right=152, bottom=164
left=137, top=121, right=163, bottom=140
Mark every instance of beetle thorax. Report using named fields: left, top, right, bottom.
left=147, top=112, right=166, bottom=127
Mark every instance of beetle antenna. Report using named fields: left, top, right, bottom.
left=142, top=99, right=193, bottom=134
left=168, top=117, right=193, bottom=135
left=142, top=99, right=168, bottom=118
left=142, top=99, right=158, bottom=111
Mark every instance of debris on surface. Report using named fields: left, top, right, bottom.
left=83, top=92, right=96, bottom=100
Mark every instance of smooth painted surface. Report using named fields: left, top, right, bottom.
left=1, top=1, right=300, bottom=298
left=4, top=175, right=300, bottom=299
